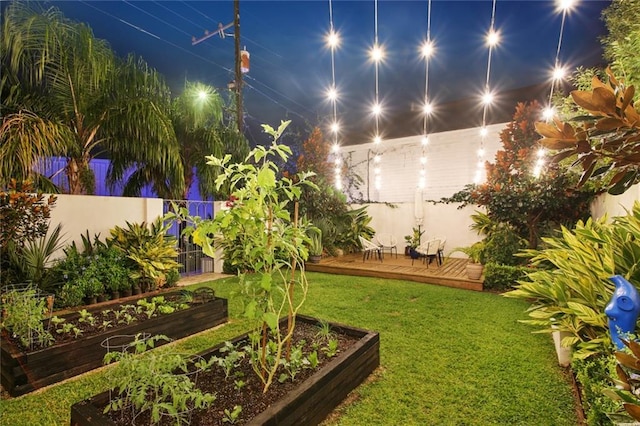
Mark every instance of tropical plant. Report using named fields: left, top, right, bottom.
left=0, top=3, right=183, bottom=194
left=334, top=206, right=375, bottom=253
left=171, top=120, right=317, bottom=393
left=115, top=81, right=237, bottom=200
left=604, top=339, right=640, bottom=424
left=307, top=228, right=323, bottom=257
left=451, top=241, right=486, bottom=264
left=536, top=68, right=640, bottom=195
left=442, top=102, right=597, bottom=248
left=5, top=223, right=66, bottom=290
left=601, top=0, right=640, bottom=91
left=107, top=219, right=180, bottom=289
left=504, top=201, right=640, bottom=360
left=404, top=227, right=424, bottom=250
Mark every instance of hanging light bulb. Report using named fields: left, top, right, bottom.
left=477, top=147, right=485, bottom=158
left=552, top=65, right=566, bottom=81
left=480, top=127, right=488, bottom=137
left=421, top=40, right=434, bottom=58
left=542, top=107, right=554, bottom=120
left=374, top=154, right=381, bottom=163
left=327, top=86, right=338, bottom=101
left=330, top=122, right=340, bottom=133
left=482, top=90, right=494, bottom=106
left=372, top=102, right=382, bottom=116
left=370, top=44, right=384, bottom=62
left=326, top=30, right=340, bottom=48
left=486, top=29, right=500, bottom=47
left=423, top=102, right=433, bottom=115
left=332, top=143, right=340, bottom=153
left=421, top=136, right=429, bottom=146
left=373, top=135, right=382, bottom=145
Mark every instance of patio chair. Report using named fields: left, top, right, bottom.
left=414, top=238, right=441, bottom=268
left=432, top=236, right=446, bottom=265
left=358, top=236, right=383, bottom=262
left=375, top=233, right=398, bottom=258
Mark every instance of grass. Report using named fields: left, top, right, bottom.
left=0, top=272, right=577, bottom=425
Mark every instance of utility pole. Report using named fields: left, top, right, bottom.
left=233, top=0, right=243, bottom=134
left=191, top=0, right=244, bottom=134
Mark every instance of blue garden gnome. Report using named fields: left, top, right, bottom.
left=605, top=275, right=640, bottom=350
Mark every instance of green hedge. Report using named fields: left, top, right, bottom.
left=483, top=262, right=528, bottom=292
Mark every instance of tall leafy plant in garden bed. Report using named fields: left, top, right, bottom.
left=174, top=120, right=317, bottom=392
left=504, top=201, right=640, bottom=360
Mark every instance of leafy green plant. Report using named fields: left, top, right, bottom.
left=404, top=227, right=424, bottom=250
left=504, top=201, right=640, bottom=360
left=573, top=354, right=620, bottom=426
left=4, top=224, right=65, bottom=291
left=536, top=68, right=639, bottom=195
left=169, top=120, right=317, bottom=393
left=0, top=287, right=53, bottom=349
left=451, top=241, right=486, bottom=264
left=103, top=334, right=216, bottom=425
left=307, top=227, right=323, bottom=257
left=222, top=405, right=242, bottom=424
left=107, top=218, right=180, bottom=290
left=483, top=263, right=528, bottom=292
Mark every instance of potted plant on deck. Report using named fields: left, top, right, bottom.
left=404, top=227, right=424, bottom=258
left=308, top=228, right=323, bottom=263
left=452, top=241, right=486, bottom=280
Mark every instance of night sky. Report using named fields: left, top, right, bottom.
left=21, top=1, right=611, bottom=144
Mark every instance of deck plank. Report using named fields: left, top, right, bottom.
left=306, top=253, right=483, bottom=291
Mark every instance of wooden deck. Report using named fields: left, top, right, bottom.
left=305, top=252, right=483, bottom=292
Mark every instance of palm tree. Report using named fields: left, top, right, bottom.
left=115, top=81, right=249, bottom=200
left=0, top=2, right=183, bottom=194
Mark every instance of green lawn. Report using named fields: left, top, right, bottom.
left=0, top=272, right=577, bottom=425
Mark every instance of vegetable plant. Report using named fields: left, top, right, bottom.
left=170, top=120, right=317, bottom=392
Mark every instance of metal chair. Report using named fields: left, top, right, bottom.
left=358, top=236, right=383, bottom=262
left=375, top=233, right=398, bottom=258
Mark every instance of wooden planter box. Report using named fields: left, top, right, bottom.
left=1, top=291, right=228, bottom=397
left=70, top=315, right=380, bottom=426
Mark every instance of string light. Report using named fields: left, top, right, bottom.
left=419, top=0, right=433, bottom=191
left=327, top=0, right=342, bottom=187
left=370, top=0, right=383, bottom=192
left=538, top=0, right=577, bottom=177
left=475, top=0, right=498, bottom=185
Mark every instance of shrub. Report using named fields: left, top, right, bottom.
left=483, top=263, right=528, bottom=292
left=483, top=226, right=527, bottom=266
left=572, top=355, right=619, bottom=426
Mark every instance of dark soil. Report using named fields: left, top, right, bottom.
left=102, top=321, right=360, bottom=426
left=3, top=293, right=194, bottom=353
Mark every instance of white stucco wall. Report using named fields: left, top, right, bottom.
left=47, top=194, right=164, bottom=259
left=591, top=184, right=640, bottom=220
left=353, top=202, right=482, bottom=259
left=341, top=123, right=505, bottom=203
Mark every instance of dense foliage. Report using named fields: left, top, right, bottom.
left=444, top=101, right=596, bottom=249
left=504, top=201, right=640, bottom=360
left=537, top=69, right=640, bottom=195
left=293, top=127, right=374, bottom=254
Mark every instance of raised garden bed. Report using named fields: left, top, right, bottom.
left=1, top=288, right=228, bottom=397
left=70, top=315, right=380, bottom=425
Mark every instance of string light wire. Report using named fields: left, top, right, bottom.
left=419, top=0, right=433, bottom=190
left=475, top=0, right=498, bottom=185
left=327, top=0, right=343, bottom=189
